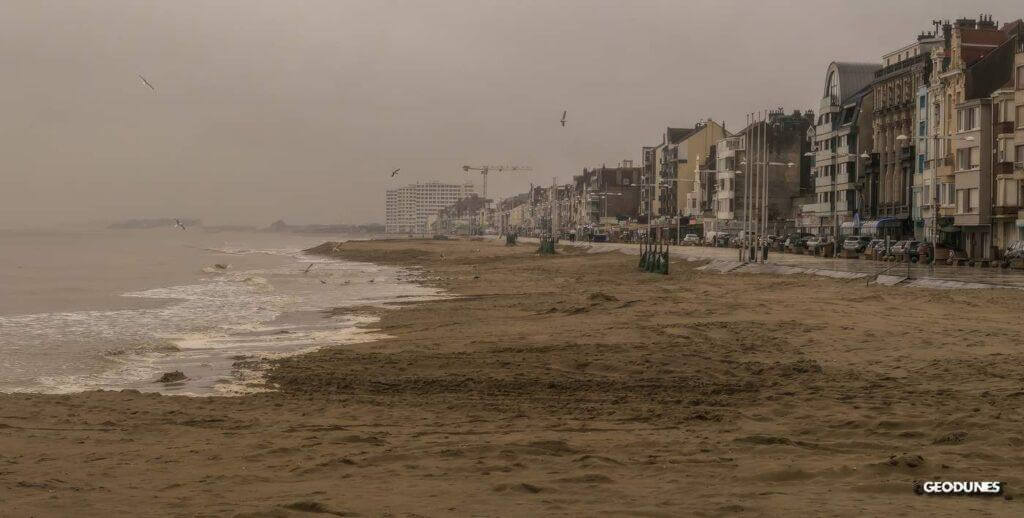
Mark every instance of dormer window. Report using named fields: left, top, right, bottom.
left=825, top=70, right=839, bottom=102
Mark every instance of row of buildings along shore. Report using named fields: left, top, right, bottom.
left=386, top=15, right=1024, bottom=262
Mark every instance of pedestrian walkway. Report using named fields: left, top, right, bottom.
left=540, top=238, right=1024, bottom=290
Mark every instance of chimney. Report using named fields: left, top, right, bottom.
left=955, top=17, right=976, bottom=29
left=943, top=20, right=952, bottom=54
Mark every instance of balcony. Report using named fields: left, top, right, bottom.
left=936, top=157, right=954, bottom=179
left=955, top=212, right=987, bottom=227
left=993, top=205, right=1020, bottom=217
left=815, top=150, right=837, bottom=162
left=996, top=121, right=1015, bottom=135
left=899, top=146, right=914, bottom=162
left=835, top=171, right=853, bottom=186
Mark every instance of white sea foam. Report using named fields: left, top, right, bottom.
left=0, top=243, right=445, bottom=395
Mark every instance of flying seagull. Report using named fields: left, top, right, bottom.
left=138, top=74, right=155, bottom=91
left=304, top=263, right=314, bottom=274
left=560, top=110, right=567, bottom=127
left=174, top=218, right=186, bottom=231
left=390, top=168, right=400, bottom=177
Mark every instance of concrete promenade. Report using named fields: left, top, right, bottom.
left=516, top=237, right=1024, bottom=289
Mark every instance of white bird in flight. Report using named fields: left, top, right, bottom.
left=138, top=74, right=155, bottom=91
left=174, top=218, right=186, bottom=231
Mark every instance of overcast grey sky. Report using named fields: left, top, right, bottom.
left=1, top=0, right=1019, bottom=227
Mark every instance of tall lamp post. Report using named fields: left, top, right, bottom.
left=595, top=192, right=624, bottom=238
left=741, top=159, right=794, bottom=262
left=804, top=149, right=840, bottom=254
left=640, top=177, right=685, bottom=242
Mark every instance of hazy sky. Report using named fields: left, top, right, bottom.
left=1, top=0, right=1020, bottom=227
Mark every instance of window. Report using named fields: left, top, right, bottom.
left=919, top=96, right=926, bottom=109
left=825, top=71, right=838, bottom=101
left=956, top=147, right=979, bottom=171
left=1017, top=145, right=1024, bottom=164
left=918, top=154, right=925, bottom=174
left=1017, top=65, right=1024, bottom=90
left=1018, top=105, right=1024, bottom=129
left=919, top=120, right=926, bottom=136
left=958, top=106, right=977, bottom=131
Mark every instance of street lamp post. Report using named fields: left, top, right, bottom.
left=805, top=149, right=840, bottom=256
left=595, top=192, right=623, bottom=220
left=640, top=177, right=685, bottom=243
left=744, top=159, right=794, bottom=262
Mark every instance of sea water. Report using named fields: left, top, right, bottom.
left=0, top=227, right=442, bottom=395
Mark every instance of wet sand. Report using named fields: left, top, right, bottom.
left=3, top=238, right=1024, bottom=517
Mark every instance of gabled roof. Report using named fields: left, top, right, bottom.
left=965, top=32, right=1018, bottom=99
left=957, top=22, right=1020, bottom=66
left=666, top=127, right=696, bottom=144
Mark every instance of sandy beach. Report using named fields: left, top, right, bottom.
left=3, top=238, right=1024, bottom=517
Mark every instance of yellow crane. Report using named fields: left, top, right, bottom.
left=461, top=165, right=532, bottom=201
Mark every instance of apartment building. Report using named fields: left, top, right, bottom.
left=802, top=61, right=880, bottom=238
left=713, top=110, right=813, bottom=236
left=385, top=181, right=476, bottom=234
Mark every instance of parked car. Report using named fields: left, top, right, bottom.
left=916, top=242, right=933, bottom=263
left=887, top=240, right=905, bottom=256
left=784, top=233, right=813, bottom=251
left=1004, top=241, right=1024, bottom=260
left=682, top=233, right=701, bottom=246
left=903, top=240, right=921, bottom=261
left=713, top=233, right=733, bottom=247
left=873, top=239, right=893, bottom=256
left=1001, top=241, right=1024, bottom=267
left=843, top=235, right=873, bottom=253
left=805, top=236, right=823, bottom=254
left=865, top=239, right=883, bottom=255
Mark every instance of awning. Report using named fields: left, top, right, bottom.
left=860, top=218, right=902, bottom=235
left=940, top=225, right=959, bottom=233
left=861, top=218, right=901, bottom=230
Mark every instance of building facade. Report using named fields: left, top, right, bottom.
left=713, top=110, right=813, bottom=237
left=802, top=62, right=880, bottom=238
left=1015, top=30, right=1024, bottom=243
left=922, top=16, right=1020, bottom=259
left=385, top=181, right=476, bottom=234
left=870, top=32, right=943, bottom=239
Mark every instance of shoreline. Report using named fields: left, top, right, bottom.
left=2, top=237, right=1024, bottom=516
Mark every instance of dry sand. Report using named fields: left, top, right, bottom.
left=3, top=238, right=1024, bottom=517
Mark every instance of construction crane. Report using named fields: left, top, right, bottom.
left=461, top=165, right=532, bottom=201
